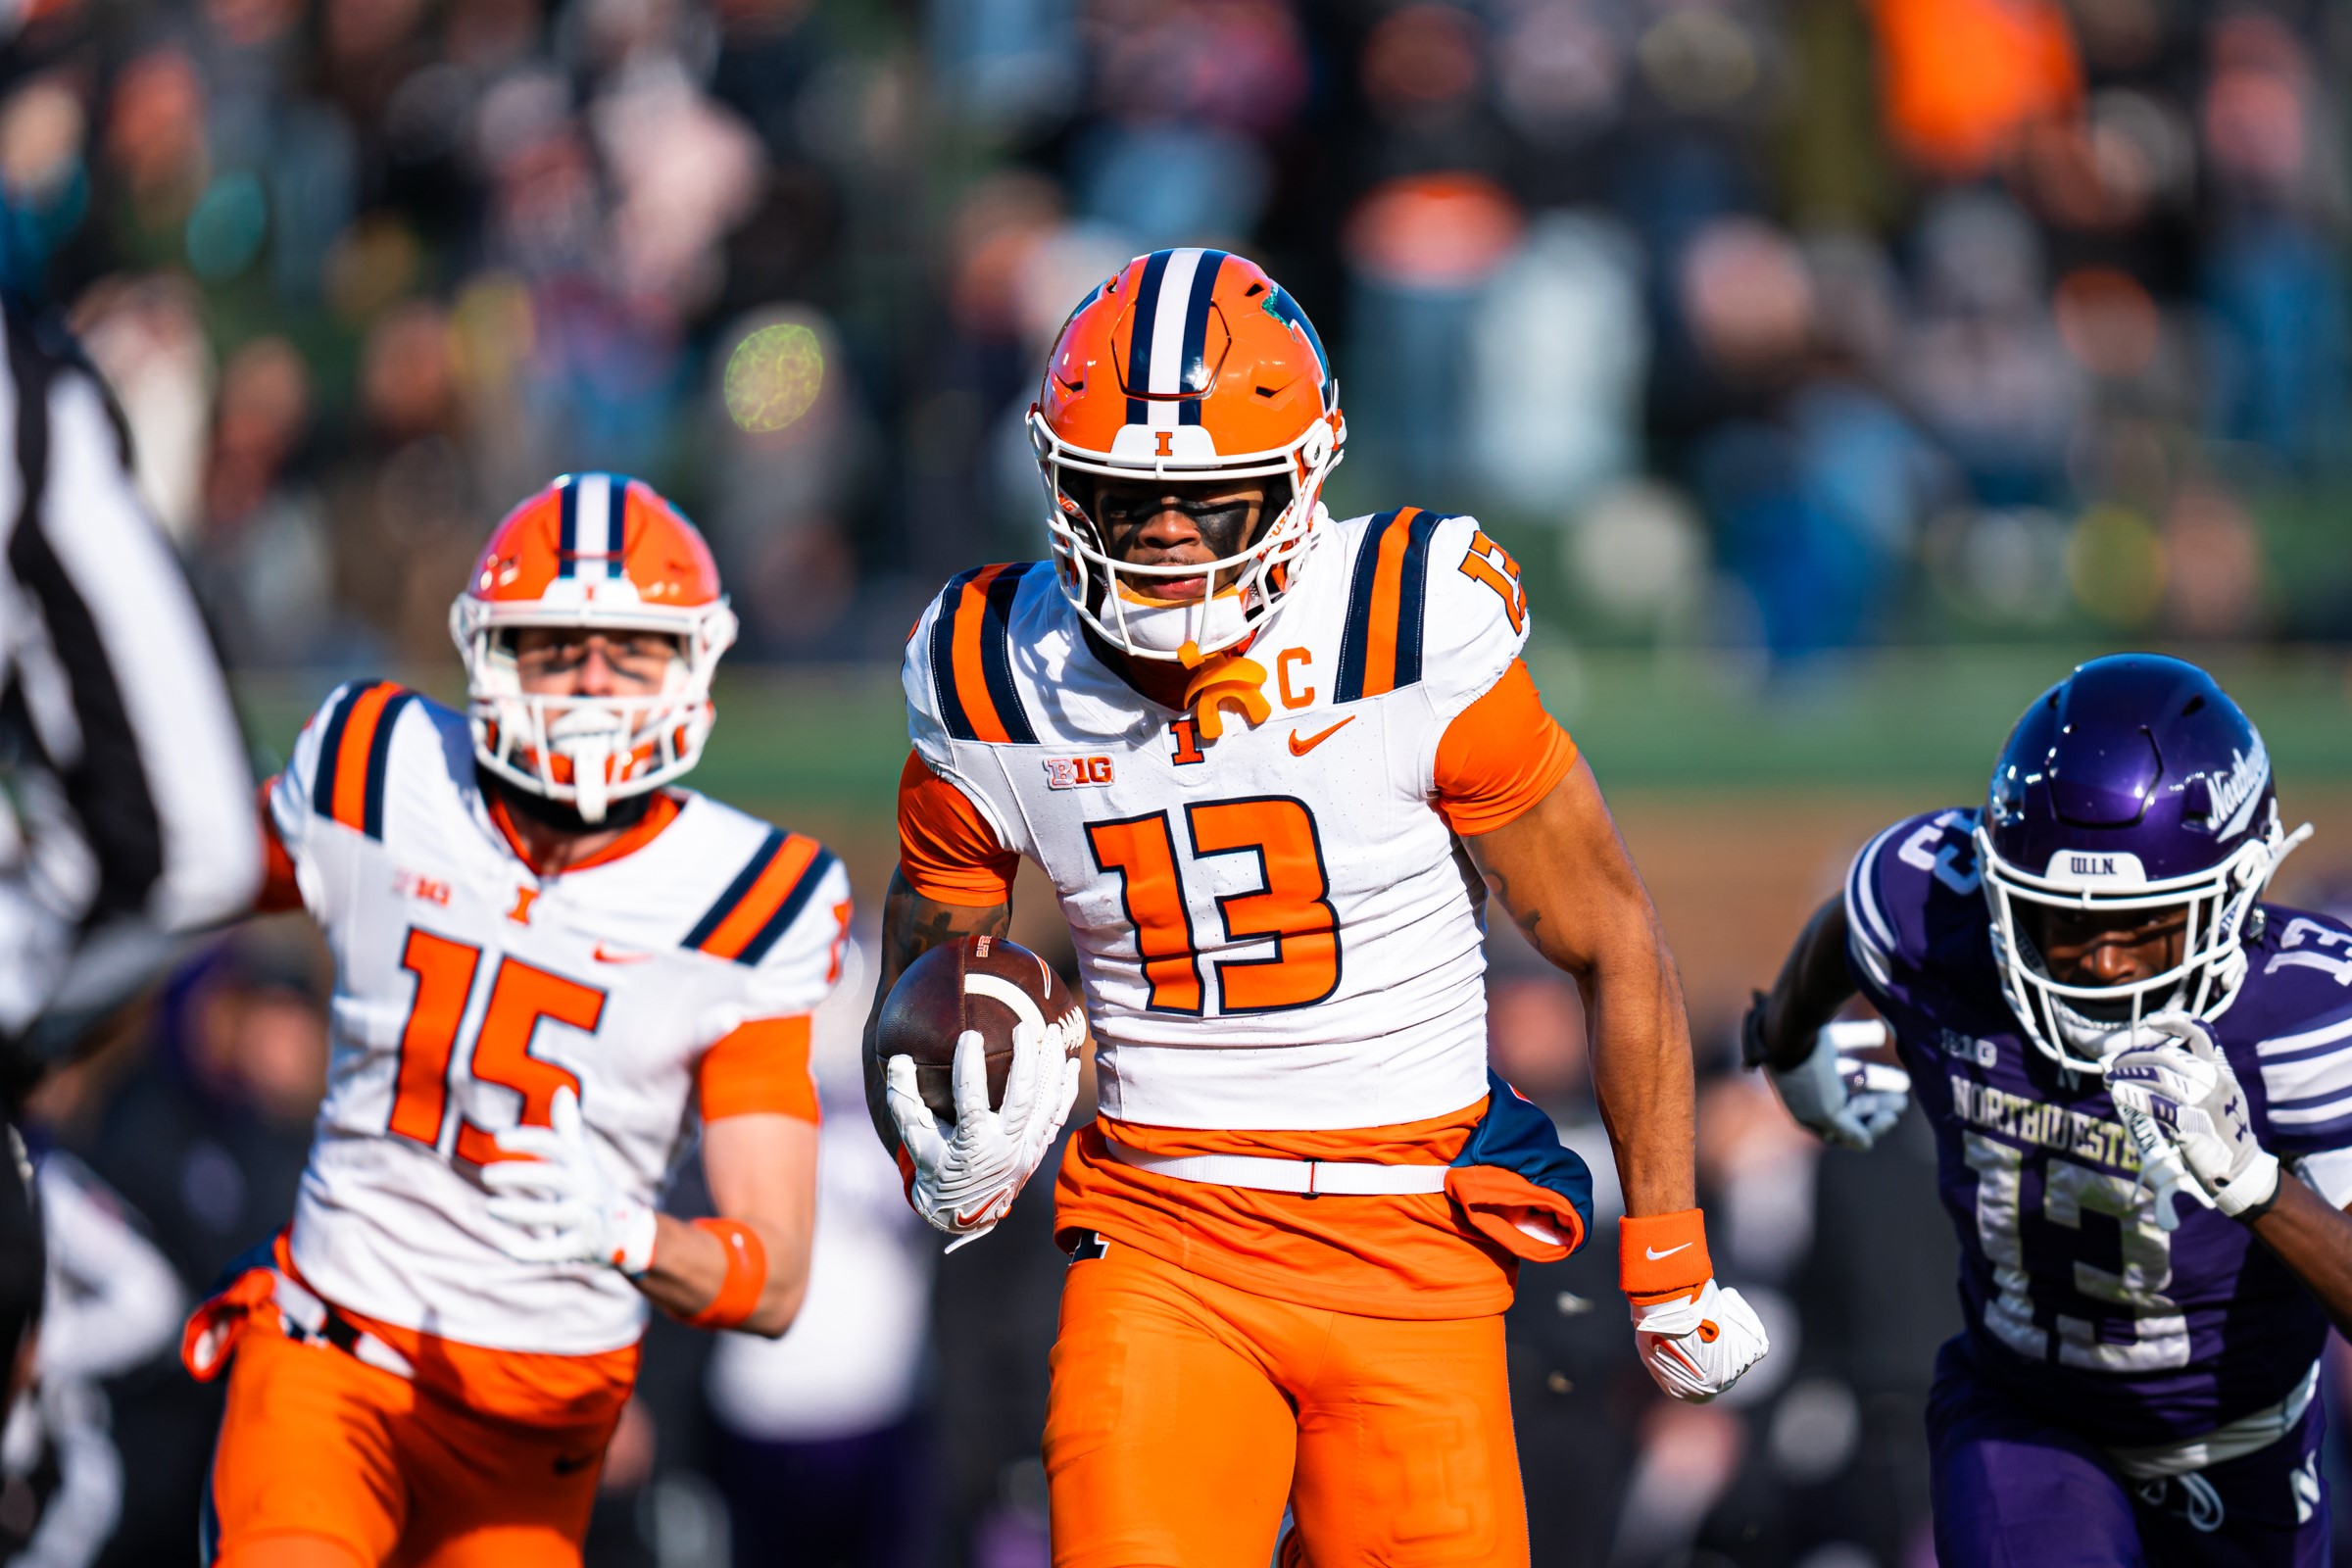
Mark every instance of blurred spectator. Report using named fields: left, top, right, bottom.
left=79, top=930, right=323, bottom=1299
left=1465, top=211, right=1647, bottom=516
left=702, top=938, right=940, bottom=1568
left=1343, top=172, right=1523, bottom=502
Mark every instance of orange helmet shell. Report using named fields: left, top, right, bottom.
left=450, top=472, right=737, bottom=821
left=463, top=472, right=723, bottom=616
left=1039, top=249, right=1341, bottom=467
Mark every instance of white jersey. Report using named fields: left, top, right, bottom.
left=905, top=508, right=1532, bottom=1132
left=270, top=683, right=850, bottom=1356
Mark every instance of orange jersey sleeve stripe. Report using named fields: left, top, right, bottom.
left=897, top=752, right=1018, bottom=907
left=257, top=780, right=302, bottom=912
left=930, top=563, right=1040, bottom=744
left=1433, top=660, right=1578, bottom=836
left=686, top=831, right=831, bottom=963
left=313, top=682, right=416, bottom=840
left=698, top=1015, right=819, bottom=1122
left=1361, top=507, right=1419, bottom=697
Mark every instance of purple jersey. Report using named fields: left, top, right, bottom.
left=1846, top=808, right=2352, bottom=1448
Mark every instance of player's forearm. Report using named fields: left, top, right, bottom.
left=861, top=868, right=1010, bottom=1156
left=1586, top=924, right=1699, bottom=1215
left=2246, top=1176, right=2352, bottom=1338
left=1463, top=774, right=1699, bottom=1212
left=638, top=1212, right=808, bottom=1338
left=1754, top=896, right=1859, bottom=1070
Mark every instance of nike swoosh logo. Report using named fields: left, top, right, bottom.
left=1645, top=1243, right=1693, bottom=1261
left=553, top=1451, right=598, bottom=1475
left=593, top=946, right=652, bottom=964
left=1288, top=716, right=1355, bottom=756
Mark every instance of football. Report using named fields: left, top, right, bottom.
left=877, top=934, right=1083, bottom=1127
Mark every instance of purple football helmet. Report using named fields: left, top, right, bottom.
left=1977, top=654, right=2310, bottom=1072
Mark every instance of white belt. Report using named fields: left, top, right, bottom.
left=273, top=1271, right=416, bottom=1381
left=1105, top=1139, right=1449, bottom=1197
left=2104, top=1360, right=2319, bottom=1480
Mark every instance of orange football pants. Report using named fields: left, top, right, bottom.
left=205, top=1326, right=615, bottom=1568
left=1044, top=1241, right=1529, bottom=1568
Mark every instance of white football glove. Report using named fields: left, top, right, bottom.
left=887, top=1011, right=1082, bottom=1252
left=2104, top=1011, right=2280, bottom=1225
left=1632, top=1279, right=1770, bottom=1402
left=1767, top=1019, right=1911, bottom=1152
left=482, top=1086, right=658, bottom=1275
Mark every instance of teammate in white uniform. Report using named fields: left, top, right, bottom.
left=864, top=249, right=1769, bottom=1568
left=186, top=473, right=847, bottom=1568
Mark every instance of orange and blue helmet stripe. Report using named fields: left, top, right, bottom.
left=1121, top=248, right=1234, bottom=424
left=555, top=471, right=630, bottom=581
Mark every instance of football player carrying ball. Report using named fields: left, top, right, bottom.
left=864, top=249, right=1766, bottom=1568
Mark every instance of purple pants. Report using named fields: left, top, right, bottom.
left=1927, top=1338, right=2328, bottom=1568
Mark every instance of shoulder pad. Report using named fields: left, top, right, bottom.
left=1332, top=510, right=1529, bottom=709
left=906, top=562, right=1048, bottom=750
left=1332, top=508, right=1454, bottom=704
left=2231, top=908, right=2352, bottom=1150
left=680, top=824, right=844, bottom=968
left=303, top=680, right=441, bottom=843
left=1845, top=808, right=1984, bottom=995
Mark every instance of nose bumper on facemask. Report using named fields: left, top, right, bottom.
left=543, top=707, right=631, bottom=825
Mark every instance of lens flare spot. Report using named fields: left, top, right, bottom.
left=722, top=322, right=824, bottom=434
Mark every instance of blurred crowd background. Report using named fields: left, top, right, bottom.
left=3, top=0, right=2349, bottom=670
left=3, top=0, right=2352, bottom=1564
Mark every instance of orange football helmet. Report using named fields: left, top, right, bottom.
left=449, top=472, right=738, bottom=823
left=1029, top=249, right=1347, bottom=662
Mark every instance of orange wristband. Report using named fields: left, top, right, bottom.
left=1619, top=1208, right=1713, bottom=1303
left=683, top=1218, right=767, bottom=1330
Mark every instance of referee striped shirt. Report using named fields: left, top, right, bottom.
left=0, top=301, right=258, bottom=1054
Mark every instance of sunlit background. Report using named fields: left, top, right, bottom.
left=7, top=0, right=2352, bottom=1564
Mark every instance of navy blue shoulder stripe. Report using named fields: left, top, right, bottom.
left=930, top=563, right=1040, bottom=745
left=1334, top=509, right=1448, bottom=703
left=311, top=680, right=416, bottom=841
left=683, top=828, right=840, bottom=965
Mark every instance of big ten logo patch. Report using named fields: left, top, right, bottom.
left=1938, top=1030, right=1997, bottom=1068
left=1045, top=756, right=1115, bottom=790
left=395, top=869, right=453, bottom=906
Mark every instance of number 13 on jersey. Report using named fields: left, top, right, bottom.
left=1086, top=796, right=1340, bottom=1016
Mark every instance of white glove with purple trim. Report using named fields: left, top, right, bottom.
left=1767, top=1020, right=1911, bottom=1152
left=2103, top=1011, right=2280, bottom=1225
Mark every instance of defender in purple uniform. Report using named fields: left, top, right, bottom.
left=1746, top=655, right=2352, bottom=1567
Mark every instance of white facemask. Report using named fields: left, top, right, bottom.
left=1104, top=582, right=1254, bottom=662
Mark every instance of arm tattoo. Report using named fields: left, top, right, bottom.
left=861, top=870, right=1011, bottom=1154
left=1480, top=867, right=1544, bottom=938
